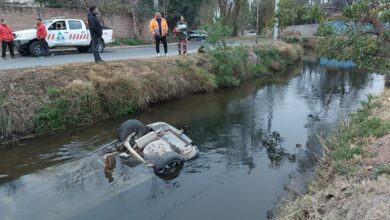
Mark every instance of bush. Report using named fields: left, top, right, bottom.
left=208, top=46, right=249, bottom=87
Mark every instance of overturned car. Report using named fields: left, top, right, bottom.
left=104, top=119, right=199, bottom=179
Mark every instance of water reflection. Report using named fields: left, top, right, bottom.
left=0, top=61, right=385, bottom=220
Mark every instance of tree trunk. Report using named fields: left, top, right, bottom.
left=131, top=0, right=140, bottom=39
left=232, top=0, right=242, bottom=36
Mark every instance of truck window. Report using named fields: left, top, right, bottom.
left=68, top=20, right=83, bottom=30
left=48, top=21, right=67, bottom=31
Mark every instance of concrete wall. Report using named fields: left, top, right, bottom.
left=282, top=24, right=319, bottom=37
left=0, top=6, right=150, bottom=39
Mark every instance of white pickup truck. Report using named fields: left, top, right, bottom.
left=13, top=18, right=113, bottom=56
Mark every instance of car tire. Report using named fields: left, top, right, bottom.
left=77, top=46, right=89, bottom=53
left=153, top=152, right=184, bottom=176
left=117, top=119, right=147, bottom=143
left=29, top=41, right=45, bottom=57
left=18, top=49, right=30, bottom=56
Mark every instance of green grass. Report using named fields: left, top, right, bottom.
left=110, top=38, right=149, bottom=46
left=327, top=96, right=390, bottom=172
left=374, top=163, right=390, bottom=178
left=34, top=84, right=102, bottom=134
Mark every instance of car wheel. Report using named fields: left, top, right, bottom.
left=117, top=119, right=147, bottom=143
left=29, top=41, right=45, bottom=57
left=18, top=49, right=30, bottom=56
left=153, top=152, right=184, bottom=178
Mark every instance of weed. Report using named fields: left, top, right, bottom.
left=0, top=109, right=12, bottom=139
left=332, top=145, right=361, bottom=161
left=327, top=96, right=390, bottom=167
left=34, top=81, right=102, bottom=134
left=374, top=163, right=390, bottom=177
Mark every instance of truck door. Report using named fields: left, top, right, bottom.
left=67, top=20, right=89, bottom=46
left=47, top=20, right=70, bottom=47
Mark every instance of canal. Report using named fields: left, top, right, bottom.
left=0, top=60, right=385, bottom=220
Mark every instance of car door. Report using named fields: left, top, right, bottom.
left=47, top=20, right=70, bottom=47
left=67, top=20, right=89, bottom=46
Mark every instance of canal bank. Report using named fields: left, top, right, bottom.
left=276, top=89, right=390, bottom=220
left=0, top=41, right=302, bottom=143
left=0, top=61, right=385, bottom=220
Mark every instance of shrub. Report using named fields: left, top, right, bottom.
left=208, top=46, right=249, bottom=87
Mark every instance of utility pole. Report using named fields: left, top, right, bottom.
left=256, top=0, right=260, bottom=44
left=273, top=0, right=279, bottom=40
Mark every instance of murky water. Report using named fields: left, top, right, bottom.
left=0, top=61, right=385, bottom=220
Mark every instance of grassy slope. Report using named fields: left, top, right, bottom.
left=276, top=92, right=390, bottom=220
left=0, top=41, right=302, bottom=142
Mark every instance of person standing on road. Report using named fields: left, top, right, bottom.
left=175, top=16, right=188, bottom=55
left=36, top=18, right=52, bottom=57
left=0, top=19, right=15, bottom=60
left=88, top=6, right=104, bottom=63
left=150, top=12, right=169, bottom=56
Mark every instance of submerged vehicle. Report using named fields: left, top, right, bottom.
left=103, top=119, right=199, bottom=179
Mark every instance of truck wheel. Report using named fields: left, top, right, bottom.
left=18, top=49, right=30, bottom=56
left=153, top=152, right=184, bottom=177
left=29, top=41, right=45, bottom=57
left=117, top=119, right=147, bottom=143
left=77, top=46, right=89, bottom=53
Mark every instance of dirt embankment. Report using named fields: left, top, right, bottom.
left=0, top=41, right=302, bottom=143
left=276, top=90, right=390, bottom=220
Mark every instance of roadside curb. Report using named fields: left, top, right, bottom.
left=107, top=43, right=177, bottom=50
left=6, top=43, right=180, bottom=55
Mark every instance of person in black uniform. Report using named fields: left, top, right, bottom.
left=88, top=6, right=104, bottom=63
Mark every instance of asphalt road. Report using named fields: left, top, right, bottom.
left=0, top=42, right=202, bottom=71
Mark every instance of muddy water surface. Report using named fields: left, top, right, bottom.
left=0, top=61, right=385, bottom=220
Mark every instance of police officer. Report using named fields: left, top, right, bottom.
left=88, top=6, right=104, bottom=63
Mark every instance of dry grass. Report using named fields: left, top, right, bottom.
left=278, top=174, right=390, bottom=220
left=0, top=55, right=216, bottom=140
left=0, top=42, right=302, bottom=141
left=276, top=90, right=390, bottom=220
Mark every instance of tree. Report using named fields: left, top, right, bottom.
left=204, top=17, right=232, bottom=49
left=218, top=0, right=251, bottom=36
left=275, top=0, right=299, bottom=30
left=315, top=0, right=390, bottom=74
left=129, top=0, right=154, bottom=38
left=162, top=0, right=205, bottom=29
